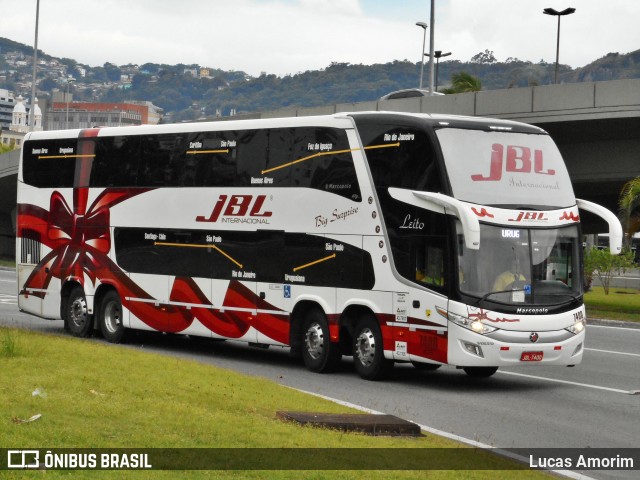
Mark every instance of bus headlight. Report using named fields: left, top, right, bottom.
left=565, top=319, right=586, bottom=335
left=445, top=310, right=497, bottom=335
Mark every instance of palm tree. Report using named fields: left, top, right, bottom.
left=441, top=72, right=482, bottom=94
left=619, top=176, right=640, bottom=249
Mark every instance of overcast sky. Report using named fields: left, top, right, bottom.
left=2, top=0, right=638, bottom=76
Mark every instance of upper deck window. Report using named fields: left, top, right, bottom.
left=22, top=139, right=78, bottom=188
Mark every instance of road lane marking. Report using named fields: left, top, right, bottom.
left=588, top=325, right=640, bottom=333
left=289, top=387, right=596, bottom=480
left=585, top=347, right=640, bottom=358
left=0, top=294, right=17, bottom=304
left=498, top=370, right=639, bottom=395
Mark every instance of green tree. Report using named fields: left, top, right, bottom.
left=584, top=247, right=635, bottom=295
left=0, top=144, right=15, bottom=155
left=103, top=62, right=122, bottom=82
left=471, top=49, right=497, bottom=64
left=619, top=176, right=640, bottom=249
left=441, top=72, right=482, bottom=94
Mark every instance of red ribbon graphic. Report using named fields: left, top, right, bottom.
left=18, top=188, right=289, bottom=343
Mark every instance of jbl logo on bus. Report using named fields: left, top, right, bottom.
left=509, top=211, right=548, bottom=222
left=196, top=195, right=272, bottom=224
left=471, top=144, right=556, bottom=181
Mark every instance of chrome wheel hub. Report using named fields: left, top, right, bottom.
left=304, top=322, right=325, bottom=360
left=103, top=301, right=122, bottom=334
left=355, top=328, right=376, bottom=367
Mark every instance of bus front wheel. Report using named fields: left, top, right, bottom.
left=352, top=314, right=392, bottom=380
left=301, top=309, right=341, bottom=373
left=65, top=286, right=93, bottom=338
left=98, top=290, right=126, bottom=343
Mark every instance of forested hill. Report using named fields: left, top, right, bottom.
left=1, top=37, right=639, bottom=121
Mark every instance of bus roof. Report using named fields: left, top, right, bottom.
left=347, top=111, right=547, bottom=135
left=23, top=111, right=546, bottom=141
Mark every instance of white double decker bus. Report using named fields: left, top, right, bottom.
left=16, top=112, right=622, bottom=379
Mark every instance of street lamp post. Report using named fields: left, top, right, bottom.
left=65, top=79, right=75, bottom=129
left=416, top=22, right=428, bottom=88
left=29, top=0, right=40, bottom=132
left=543, top=7, right=576, bottom=84
left=428, top=0, right=435, bottom=95
left=425, top=50, right=451, bottom=91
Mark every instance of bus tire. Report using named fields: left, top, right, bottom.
left=352, top=314, right=392, bottom=380
left=301, top=309, right=341, bottom=373
left=463, top=367, right=498, bottom=378
left=98, top=290, right=126, bottom=343
left=65, top=286, right=93, bottom=338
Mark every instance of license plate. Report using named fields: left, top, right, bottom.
left=521, top=351, right=544, bottom=362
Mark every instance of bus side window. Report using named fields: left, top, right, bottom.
left=140, top=134, right=185, bottom=187
left=91, top=136, right=141, bottom=187
left=358, top=123, right=442, bottom=193
left=177, top=132, right=237, bottom=187
left=291, top=127, right=361, bottom=201
left=236, top=129, right=290, bottom=187
left=22, top=139, right=77, bottom=188
left=415, top=241, right=445, bottom=288
left=266, top=129, right=291, bottom=187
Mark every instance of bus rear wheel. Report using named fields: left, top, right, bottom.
left=98, top=290, right=126, bottom=343
left=352, top=314, right=392, bottom=380
left=463, top=367, right=498, bottom=378
left=65, top=286, right=93, bottom=338
left=301, top=309, right=342, bottom=373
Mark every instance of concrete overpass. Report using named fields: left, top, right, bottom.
left=0, top=148, right=17, bottom=259
left=1, top=78, right=639, bottom=257
left=262, top=78, right=640, bottom=232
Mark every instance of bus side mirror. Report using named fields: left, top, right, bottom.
left=387, top=188, right=480, bottom=250
left=576, top=199, right=623, bottom=255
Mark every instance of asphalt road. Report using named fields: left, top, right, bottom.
left=2, top=269, right=638, bottom=480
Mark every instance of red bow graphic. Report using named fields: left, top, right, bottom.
left=19, top=188, right=147, bottom=295
left=45, top=190, right=110, bottom=286
left=19, top=188, right=289, bottom=343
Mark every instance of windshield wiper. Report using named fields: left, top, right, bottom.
left=535, top=292, right=582, bottom=304
left=476, top=290, right=581, bottom=309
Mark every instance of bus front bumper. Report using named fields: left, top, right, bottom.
left=447, top=323, right=585, bottom=367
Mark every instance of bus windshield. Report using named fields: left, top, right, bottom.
left=457, top=223, right=582, bottom=306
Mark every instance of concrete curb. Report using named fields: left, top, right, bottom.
left=588, top=318, right=640, bottom=329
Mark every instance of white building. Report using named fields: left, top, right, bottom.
left=0, top=95, right=42, bottom=149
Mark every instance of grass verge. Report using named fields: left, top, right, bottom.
left=0, top=258, right=15, bottom=268
left=584, top=286, right=640, bottom=322
left=0, top=327, right=549, bottom=479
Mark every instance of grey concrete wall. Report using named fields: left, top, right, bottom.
left=0, top=149, right=19, bottom=177
left=0, top=150, right=19, bottom=259
left=249, top=78, right=640, bottom=125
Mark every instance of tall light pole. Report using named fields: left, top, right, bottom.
left=416, top=22, right=428, bottom=88
left=65, top=79, right=75, bottom=129
left=428, top=0, right=435, bottom=95
left=29, top=0, right=40, bottom=131
left=425, top=50, right=451, bottom=91
left=543, top=7, right=576, bottom=84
